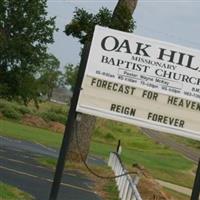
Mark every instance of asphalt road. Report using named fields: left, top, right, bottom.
left=0, top=136, right=102, bottom=200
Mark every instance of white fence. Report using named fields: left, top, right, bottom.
left=108, top=152, right=143, bottom=200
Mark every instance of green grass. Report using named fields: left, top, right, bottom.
left=90, top=141, right=194, bottom=188
left=91, top=119, right=195, bottom=188
left=36, top=156, right=57, bottom=168
left=0, top=120, right=62, bottom=149
left=0, top=182, right=34, bottom=200
left=103, top=180, right=119, bottom=200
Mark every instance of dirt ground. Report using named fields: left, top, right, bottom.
left=22, top=114, right=65, bottom=133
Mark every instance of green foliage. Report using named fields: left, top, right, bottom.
left=39, top=54, right=62, bottom=100
left=48, top=106, right=67, bottom=116
left=64, top=6, right=135, bottom=90
left=17, top=105, right=32, bottom=115
left=0, top=0, right=57, bottom=105
left=38, top=102, right=67, bottom=124
left=0, top=99, right=33, bottom=120
left=0, top=104, right=22, bottom=120
left=0, top=99, right=68, bottom=124
left=65, top=7, right=135, bottom=44
left=62, top=64, right=79, bottom=91
left=39, top=111, right=66, bottom=124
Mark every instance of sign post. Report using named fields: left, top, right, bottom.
left=191, top=159, right=200, bottom=200
left=49, top=43, right=91, bottom=200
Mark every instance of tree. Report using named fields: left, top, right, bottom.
left=65, top=0, right=138, bottom=162
left=62, top=64, right=79, bottom=92
left=0, top=0, right=57, bottom=104
left=39, top=54, right=61, bottom=100
left=65, top=7, right=135, bottom=45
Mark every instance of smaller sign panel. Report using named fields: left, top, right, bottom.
left=76, top=26, right=200, bottom=140
left=77, top=76, right=200, bottom=140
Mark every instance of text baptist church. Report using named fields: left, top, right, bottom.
left=100, top=35, right=199, bottom=72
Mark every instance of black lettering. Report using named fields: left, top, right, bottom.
left=167, top=96, right=174, bottom=104
left=113, top=83, right=118, bottom=91
left=102, top=81, right=107, bottom=88
left=101, top=55, right=109, bottom=64
left=130, top=87, right=136, bottom=95
left=101, top=36, right=119, bottom=51
left=91, top=78, right=96, bottom=86
left=96, top=79, right=102, bottom=87
left=179, top=120, right=185, bottom=128
left=135, top=42, right=151, bottom=57
left=118, top=85, right=124, bottom=93
left=110, top=104, right=116, bottom=111
left=130, top=108, right=136, bottom=116
left=124, top=86, right=130, bottom=94
left=116, top=39, right=131, bottom=53
left=158, top=48, right=176, bottom=63
left=177, top=52, right=195, bottom=69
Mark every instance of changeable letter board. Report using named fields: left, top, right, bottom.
left=77, top=26, right=200, bottom=141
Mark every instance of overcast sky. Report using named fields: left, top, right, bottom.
left=47, top=0, right=200, bottom=70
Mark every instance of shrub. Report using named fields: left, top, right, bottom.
left=48, top=106, right=68, bottom=115
left=1, top=105, right=22, bottom=120
left=16, top=106, right=32, bottom=115
left=0, top=99, right=32, bottom=120
left=39, top=111, right=66, bottom=124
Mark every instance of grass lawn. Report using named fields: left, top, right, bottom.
left=90, top=141, right=194, bottom=188
left=0, top=120, right=62, bottom=149
left=0, top=182, right=34, bottom=200
left=92, top=119, right=195, bottom=188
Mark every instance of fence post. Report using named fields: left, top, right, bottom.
left=107, top=152, right=142, bottom=200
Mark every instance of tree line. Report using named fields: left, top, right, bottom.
left=0, top=0, right=135, bottom=111
left=0, top=0, right=77, bottom=108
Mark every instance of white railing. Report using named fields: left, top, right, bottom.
left=108, top=152, right=143, bottom=200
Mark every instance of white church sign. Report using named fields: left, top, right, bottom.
left=77, top=26, right=200, bottom=140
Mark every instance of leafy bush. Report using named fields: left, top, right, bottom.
left=39, top=111, right=66, bottom=124
left=0, top=99, right=34, bottom=120
left=48, top=106, right=67, bottom=115
left=1, top=105, right=22, bottom=120
left=16, top=106, right=32, bottom=115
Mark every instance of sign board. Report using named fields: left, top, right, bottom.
left=77, top=26, right=200, bottom=140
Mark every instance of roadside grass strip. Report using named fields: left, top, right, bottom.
left=0, top=182, right=34, bottom=200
